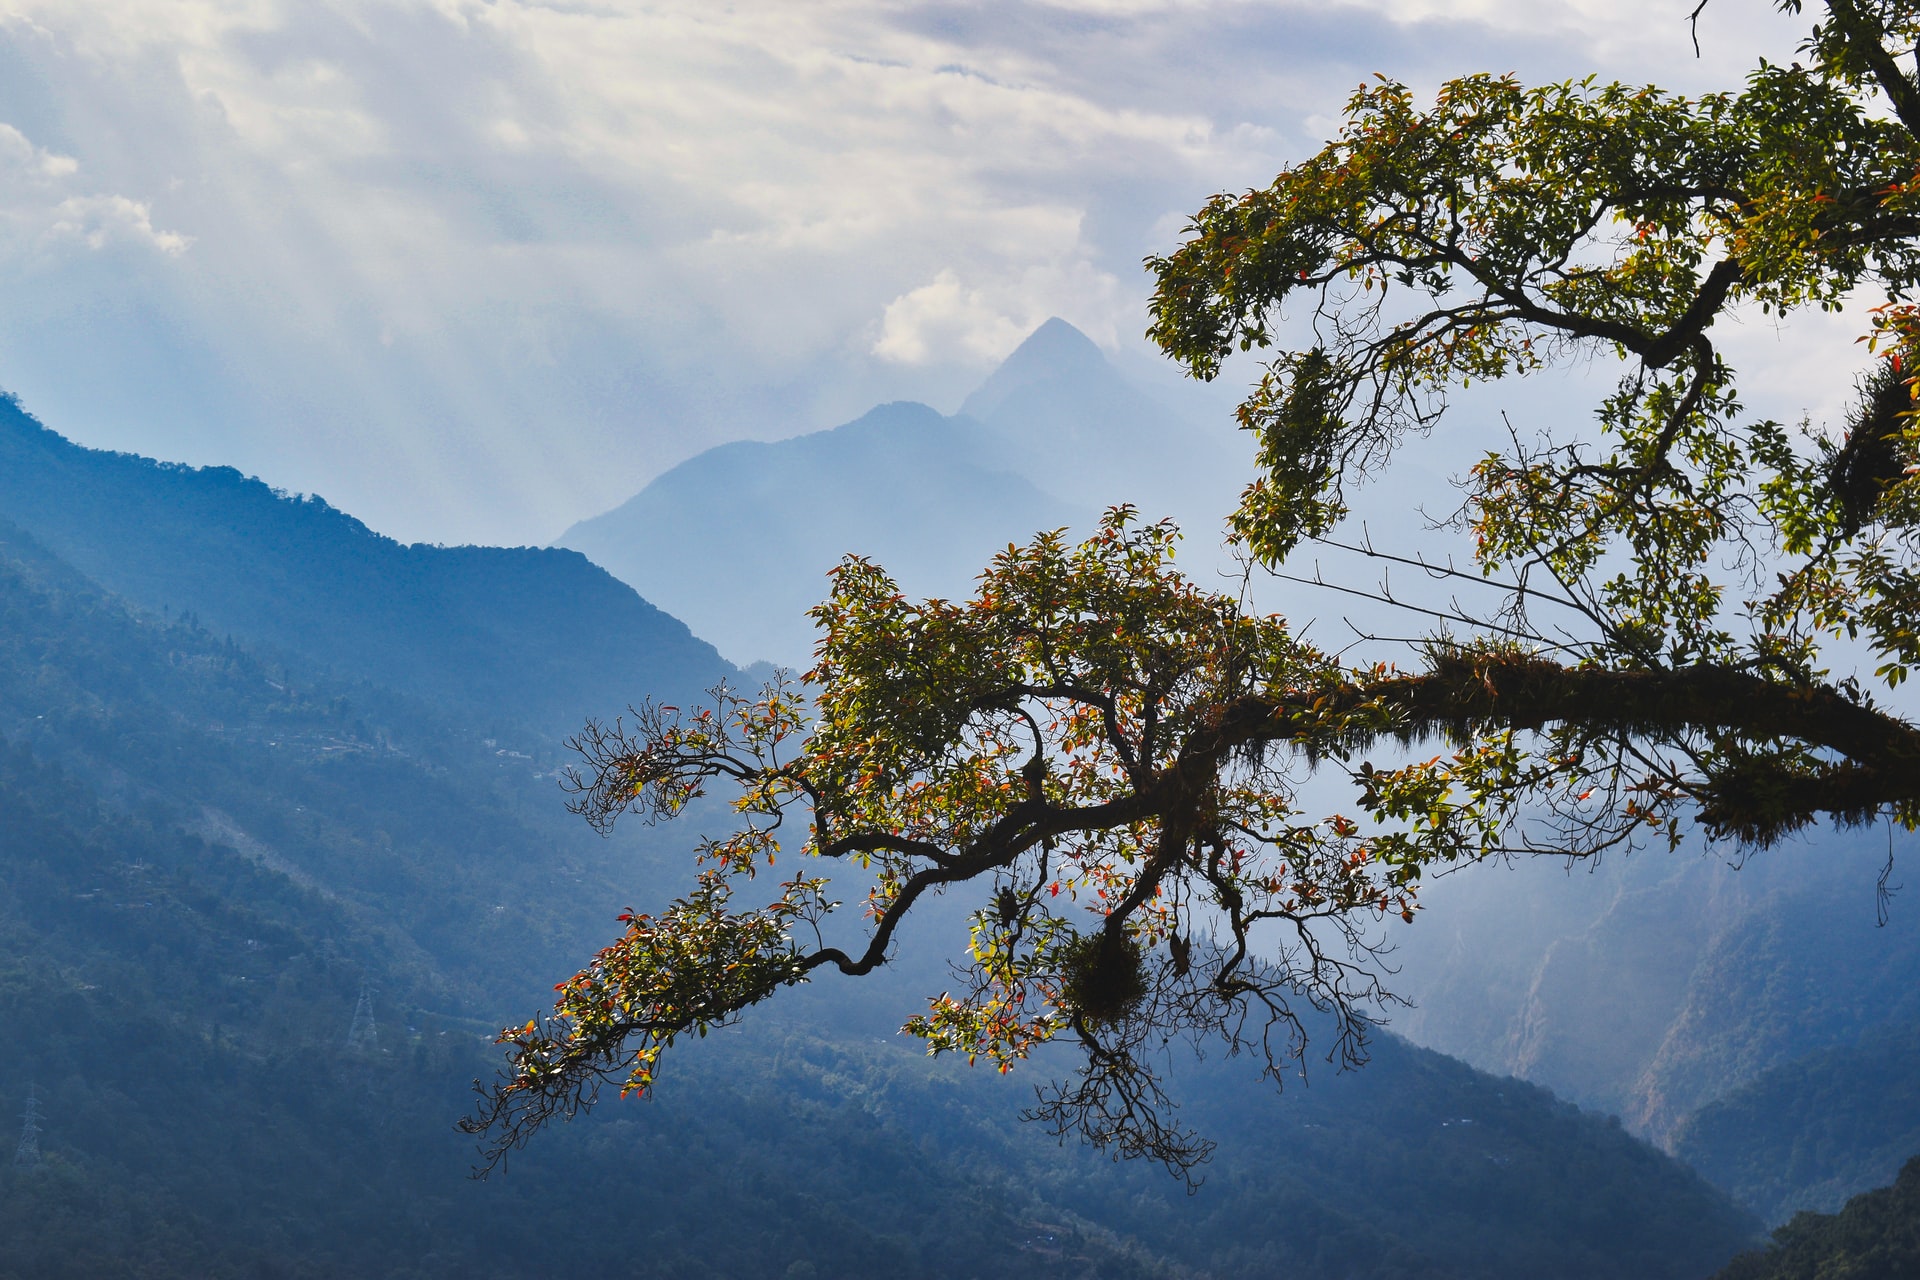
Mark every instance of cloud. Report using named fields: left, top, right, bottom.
left=868, top=198, right=1126, bottom=366
left=45, top=194, right=192, bottom=255
left=0, top=121, right=73, bottom=177
left=0, top=0, right=1853, bottom=548
left=0, top=119, right=189, bottom=259
left=876, top=269, right=1041, bottom=365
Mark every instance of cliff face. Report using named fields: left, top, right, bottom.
left=1390, top=832, right=1920, bottom=1166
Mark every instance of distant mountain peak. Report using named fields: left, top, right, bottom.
left=960, top=318, right=1112, bottom=420
left=1014, top=315, right=1104, bottom=361
left=811, top=399, right=946, bottom=441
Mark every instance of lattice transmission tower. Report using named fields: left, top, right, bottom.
left=345, top=981, right=378, bottom=1054
left=12, top=1085, right=43, bottom=1172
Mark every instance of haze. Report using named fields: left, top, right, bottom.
left=0, top=0, right=1821, bottom=548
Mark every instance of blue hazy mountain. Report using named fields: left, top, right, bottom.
left=958, top=317, right=1246, bottom=530
left=0, top=394, right=734, bottom=733
left=1383, top=825, right=1920, bottom=1227
left=1392, top=835, right=1920, bottom=1132
left=1708, top=1156, right=1920, bottom=1279
left=558, top=399, right=1078, bottom=668
left=1675, top=1021, right=1920, bottom=1225
left=556, top=320, right=1247, bottom=668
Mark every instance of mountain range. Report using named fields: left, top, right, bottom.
left=3, top=329, right=1919, bottom=1269
left=557, top=318, right=1248, bottom=668
left=0, top=379, right=1781, bottom=1277
left=0, top=394, right=736, bottom=735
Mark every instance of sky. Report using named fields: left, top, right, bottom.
left=0, top=0, right=1839, bottom=547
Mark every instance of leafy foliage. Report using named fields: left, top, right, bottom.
left=473, top=513, right=1465, bottom=1172
left=470, top=0, right=1920, bottom=1177
left=1141, top=6, right=1920, bottom=848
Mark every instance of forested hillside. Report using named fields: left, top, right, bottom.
left=0, top=396, right=734, bottom=734
left=1676, top=1021, right=1920, bottom=1225
left=1712, top=1157, right=1920, bottom=1280
left=0, top=472, right=1761, bottom=1278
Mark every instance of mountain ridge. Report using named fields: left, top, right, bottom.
left=0, top=393, right=735, bottom=734
left=556, top=319, right=1246, bottom=667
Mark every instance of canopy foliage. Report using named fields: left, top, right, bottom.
left=466, top=0, right=1920, bottom=1175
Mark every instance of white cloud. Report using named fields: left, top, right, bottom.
left=875, top=269, right=1035, bottom=365
left=0, top=122, right=73, bottom=177
left=875, top=258, right=1124, bottom=365
left=46, top=194, right=192, bottom=254
left=0, top=119, right=189, bottom=259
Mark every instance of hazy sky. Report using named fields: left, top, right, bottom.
left=0, top=0, right=1833, bottom=546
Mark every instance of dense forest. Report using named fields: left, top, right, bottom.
left=1712, top=1157, right=1920, bottom=1280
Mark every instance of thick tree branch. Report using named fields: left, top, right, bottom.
left=1220, top=653, right=1920, bottom=838
left=1825, top=0, right=1920, bottom=140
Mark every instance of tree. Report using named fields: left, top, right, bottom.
left=464, top=0, right=1920, bottom=1175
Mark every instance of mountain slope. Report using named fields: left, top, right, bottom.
left=556, top=320, right=1250, bottom=668
left=0, top=394, right=733, bottom=734
left=958, top=316, right=1245, bottom=533
left=558, top=399, right=1080, bottom=666
left=1675, top=1021, right=1920, bottom=1224
left=1712, top=1156, right=1920, bottom=1279
left=1388, top=834, right=1920, bottom=1155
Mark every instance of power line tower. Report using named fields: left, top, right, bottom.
left=345, top=981, right=378, bottom=1055
left=13, top=1085, right=43, bottom=1172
